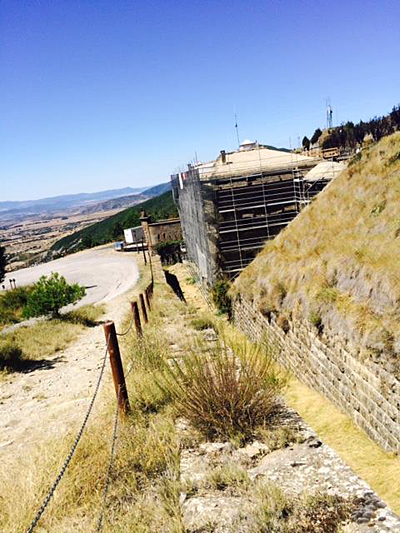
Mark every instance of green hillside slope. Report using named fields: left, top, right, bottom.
left=234, top=132, right=400, bottom=371
left=52, top=191, right=177, bottom=253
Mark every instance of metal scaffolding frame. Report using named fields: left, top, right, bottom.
left=212, top=167, right=313, bottom=276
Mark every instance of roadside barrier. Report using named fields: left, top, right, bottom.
left=25, top=280, right=154, bottom=532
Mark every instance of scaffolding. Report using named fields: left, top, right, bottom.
left=212, top=167, right=312, bottom=276
left=172, top=149, right=334, bottom=284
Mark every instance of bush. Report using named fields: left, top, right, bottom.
left=0, top=286, right=32, bottom=311
left=0, top=286, right=34, bottom=327
left=211, top=279, right=232, bottom=317
left=0, top=342, right=23, bottom=370
left=23, top=272, right=86, bottom=318
left=157, top=335, right=284, bottom=441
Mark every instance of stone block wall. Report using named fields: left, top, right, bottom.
left=233, top=296, right=400, bottom=452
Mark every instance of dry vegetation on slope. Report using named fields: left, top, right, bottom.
left=234, top=132, right=400, bottom=372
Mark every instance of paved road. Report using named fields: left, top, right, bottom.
left=2, top=245, right=140, bottom=307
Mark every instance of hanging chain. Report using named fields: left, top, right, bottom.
left=96, top=388, right=121, bottom=532
left=26, top=336, right=111, bottom=533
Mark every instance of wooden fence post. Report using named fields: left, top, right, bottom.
left=141, top=238, right=147, bottom=265
left=103, top=321, right=130, bottom=417
left=131, top=301, right=142, bottom=336
left=139, top=293, right=148, bottom=323
left=145, top=287, right=151, bottom=311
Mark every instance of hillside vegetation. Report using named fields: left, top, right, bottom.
left=52, top=191, right=177, bottom=253
left=234, top=132, right=400, bottom=372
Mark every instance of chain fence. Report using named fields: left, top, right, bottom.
left=25, top=279, right=155, bottom=532
left=96, top=388, right=121, bottom=532
left=116, top=315, right=135, bottom=337
left=26, top=336, right=111, bottom=533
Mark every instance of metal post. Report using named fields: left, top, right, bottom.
left=103, top=321, right=130, bottom=417
left=141, top=238, right=147, bottom=264
left=131, top=301, right=142, bottom=336
left=139, top=293, right=148, bottom=323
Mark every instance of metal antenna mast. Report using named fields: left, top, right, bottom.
left=326, top=98, right=333, bottom=129
left=234, top=113, right=240, bottom=149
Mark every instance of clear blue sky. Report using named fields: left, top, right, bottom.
left=1, top=0, right=399, bottom=201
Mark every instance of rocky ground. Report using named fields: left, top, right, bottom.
left=167, top=264, right=400, bottom=533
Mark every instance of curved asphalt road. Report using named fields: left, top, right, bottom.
left=2, top=245, right=140, bottom=307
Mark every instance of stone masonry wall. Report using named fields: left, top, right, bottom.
left=233, top=296, right=400, bottom=452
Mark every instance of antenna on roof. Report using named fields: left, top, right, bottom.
left=234, top=112, right=240, bottom=149
left=326, top=98, right=333, bottom=129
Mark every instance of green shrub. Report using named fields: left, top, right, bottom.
left=0, top=286, right=34, bottom=327
left=0, top=342, right=23, bottom=370
left=0, top=308, right=19, bottom=327
left=157, top=336, right=284, bottom=441
left=0, top=286, right=32, bottom=311
left=23, top=272, right=85, bottom=318
left=211, top=279, right=232, bottom=316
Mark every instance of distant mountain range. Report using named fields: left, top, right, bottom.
left=52, top=190, right=177, bottom=253
left=0, top=183, right=171, bottom=221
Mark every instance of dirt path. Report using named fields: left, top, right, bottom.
left=0, top=254, right=145, bottom=461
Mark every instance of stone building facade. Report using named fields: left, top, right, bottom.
left=140, top=211, right=182, bottom=254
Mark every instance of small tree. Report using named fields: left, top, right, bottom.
left=311, top=128, right=323, bottom=145
left=0, top=246, right=6, bottom=284
left=302, top=136, right=310, bottom=150
left=23, top=272, right=86, bottom=318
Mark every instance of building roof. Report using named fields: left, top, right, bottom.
left=304, top=161, right=346, bottom=182
left=148, top=217, right=180, bottom=227
left=196, top=145, right=319, bottom=180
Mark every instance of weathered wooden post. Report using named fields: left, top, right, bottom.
left=141, top=238, right=147, bottom=265
left=103, top=321, right=130, bottom=417
left=131, top=300, right=142, bottom=336
left=139, top=293, right=148, bottom=323
left=145, top=286, right=151, bottom=311
left=149, top=280, right=154, bottom=298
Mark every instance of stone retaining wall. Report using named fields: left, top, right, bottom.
left=233, top=296, right=400, bottom=452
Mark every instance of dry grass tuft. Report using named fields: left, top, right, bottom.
left=157, top=332, right=285, bottom=442
left=251, top=483, right=355, bottom=533
left=203, top=463, right=251, bottom=493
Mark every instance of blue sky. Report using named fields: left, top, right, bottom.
left=1, top=0, right=399, bottom=201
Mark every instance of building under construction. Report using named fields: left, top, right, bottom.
left=171, top=140, right=344, bottom=285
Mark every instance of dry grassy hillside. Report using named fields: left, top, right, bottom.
left=234, top=132, right=400, bottom=374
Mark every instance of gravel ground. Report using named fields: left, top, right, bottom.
left=2, top=244, right=140, bottom=306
